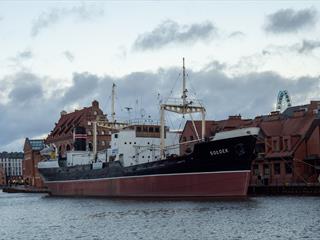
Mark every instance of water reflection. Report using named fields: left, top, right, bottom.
left=0, top=191, right=319, bottom=240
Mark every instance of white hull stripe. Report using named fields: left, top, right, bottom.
left=44, top=170, right=251, bottom=184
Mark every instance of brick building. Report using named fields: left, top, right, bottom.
left=23, top=138, right=45, bottom=187
left=180, top=101, right=320, bottom=186
left=46, top=100, right=111, bottom=156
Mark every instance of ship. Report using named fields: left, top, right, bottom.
left=38, top=58, right=259, bottom=198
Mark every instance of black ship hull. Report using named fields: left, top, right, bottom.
left=39, top=133, right=257, bottom=197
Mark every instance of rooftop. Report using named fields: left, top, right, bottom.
left=0, top=152, right=24, bottom=159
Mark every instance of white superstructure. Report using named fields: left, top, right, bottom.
left=108, top=125, right=180, bottom=167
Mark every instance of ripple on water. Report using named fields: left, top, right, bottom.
left=1, top=192, right=320, bottom=240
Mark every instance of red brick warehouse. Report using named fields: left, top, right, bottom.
left=180, top=101, right=320, bottom=186
left=46, top=100, right=111, bottom=156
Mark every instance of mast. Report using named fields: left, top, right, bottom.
left=92, top=120, right=97, bottom=161
left=160, top=58, right=206, bottom=159
left=182, top=57, right=187, bottom=106
left=111, top=83, right=116, bottom=123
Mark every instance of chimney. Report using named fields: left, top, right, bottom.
left=60, top=110, right=67, bottom=116
left=228, top=115, right=241, bottom=120
left=92, top=100, right=99, bottom=108
left=270, top=111, right=280, bottom=116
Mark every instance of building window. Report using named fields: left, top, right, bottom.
left=183, top=137, right=187, bottom=142
left=252, top=164, right=259, bottom=176
left=149, top=127, right=154, bottom=132
left=101, top=141, right=105, bottom=146
left=137, top=127, right=141, bottom=132
left=88, top=130, right=92, bottom=135
left=274, top=163, right=281, bottom=175
left=284, top=139, right=289, bottom=151
left=263, top=164, right=270, bottom=176
left=273, top=140, right=279, bottom=152
left=66, top=144, right=71, bottom=151
left=285, top=162, right=293, bottom=174
left=114, top=134, right=118, bottom=139
left=101, top=130, right=105, bottom=135
left=155, top=127, right=160, bottom=132
left=88, top=142, right=93, bottom=151
left=190, top=136, right=194, bottom=141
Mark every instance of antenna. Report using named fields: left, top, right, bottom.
left=111, top=83, right=116, bottom=122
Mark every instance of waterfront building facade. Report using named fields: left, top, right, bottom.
left=0, top=152, right=24, bottom=182
left=0, top=166, right=6, bottom=185
left=23, top=138, right=45, bottom=187
left=180, top=101, right=320, bottom=186
left=46, top=100, right=111, bottom=157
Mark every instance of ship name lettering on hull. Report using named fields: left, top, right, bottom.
left=210, top=148, right=229, bottom=156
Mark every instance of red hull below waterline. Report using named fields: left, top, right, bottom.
left=45, top=171, right=251, bottom=198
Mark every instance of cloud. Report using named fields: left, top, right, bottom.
left=31, top=4, right=104, bottom=37
left=228, top=31, right=245, bottom=38
left=16, top=50, right=33, bottom=60
left=265, top=8, right=317, bottom=33
left=297, top=39, right=320, bottom=53
left=133, top=20, right=216, bottom=50
left=1, top=63, right=319, bottom=152
left=61, top=72, right=100, bottom=104
left=63, top=51, right=75, bottom=62
left=8, top=72, right=43, bottom=104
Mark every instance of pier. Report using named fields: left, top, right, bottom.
left=248, top=184, right=320, bottom=196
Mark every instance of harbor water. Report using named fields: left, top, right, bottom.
left=1, top=191, right=320, bottom=240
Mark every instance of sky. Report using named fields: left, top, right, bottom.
left=1, top=1, right=320, bottom=151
